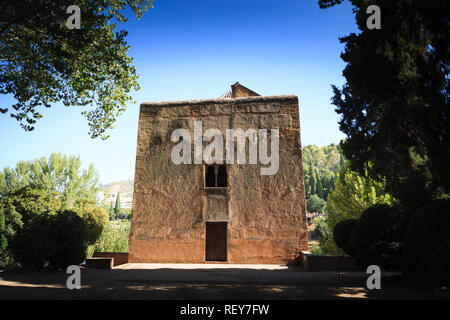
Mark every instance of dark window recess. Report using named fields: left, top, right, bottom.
left=151, top=135, right=162, bottom=146
left=217, top=165, right=227, bottom=187
left=205, top=165, right=216, bottom=187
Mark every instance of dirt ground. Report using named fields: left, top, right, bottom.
left=0, top=263, right=447, bottom=300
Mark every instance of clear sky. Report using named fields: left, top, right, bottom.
left=0, top=0, right=358, bottom=184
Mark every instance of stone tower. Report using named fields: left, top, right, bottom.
left=129, top=83, right=308, bottom=264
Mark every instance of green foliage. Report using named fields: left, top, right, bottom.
left=427, top=240, right=450, bottom=285
left=308, top=162, right=316, bottom=198
left=307, top=195, right=325, bottom=213
left=0, top=208, right=7, bottom=256
left=93, top=220, right=130, bottom=253
left=114, top=192, right=121, bottom=214
left=403, top=199, right=450, bottom=274
left=0, top=185, right=108, bottom=268
left=312, top=217, right=343, bottom=255
left=309, top=160, right=391, bottom=256
left=303, top=144, right=342, bottom=200
left=349, top=205, right=403, bottom=270
left=0, top=153, right=100, bottom=208
left=109, top=201, right=115, bottom=220
left=0, top=187, right=60, bottom=227
left=325, top=162, right=392, bottom=233
left=0, top=0, right=154, bottom=139
left=333, top=219, right=357, bottom=256
left=318, top=0, right=343, bottom=9
left=9, top=210, right=87, bottom=269
left=315, top=170, right=324, bottom=198
left=76, top=204, right=109, bottom=245
left=310, top=243, right=326, bottom=255
left=319, top=0, right=450, bottom=204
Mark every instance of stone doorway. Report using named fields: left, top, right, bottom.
left=205, top=222, right=227, bottom=261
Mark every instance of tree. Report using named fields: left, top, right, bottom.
left=315, top=169, right=324, bottom=198
left=109, top=200, right=115, bottom=220
left=308, top=162, right=316, bottom=197
left=114, top=192, right=121, bottom=215
left=325, top=162, right=392, bottom=233
left=0, top=208, right=8, bottom=257
left=307, top=194, right=325, bottom=213
left=0, top=0, right=154, bottom=139
left=319, top=0, right=450, bottom=206
left=0, top=153, right=100, bottom=208
left=0, top=187, right=61, bottom=227
left=1, top=187, right=107, bottom=268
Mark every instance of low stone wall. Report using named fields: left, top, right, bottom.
left=297, top=251, right=361, bottom=272
left=86, top=258, right=114, bottom=269
left=93, top=252, right=129, bottom=266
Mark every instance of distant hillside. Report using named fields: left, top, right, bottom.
left=101, top=180, right=134, bottom=197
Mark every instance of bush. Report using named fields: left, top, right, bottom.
left=49, top=211, right=88, bottom=268
left=93, top=220, right=130, bottom=253
left=310, top=243, right=326, bottom=255
left=427, top=239, right=450, bottom=285
left=312, top=218, right=343, bottom=255
left=403, top=199, right=450, bottom=273
left=349, top=204, right=403, bottom=270
left=77, top=206, right=109, bottom=245
left=333, top=219, right=358, bottom=256
left=307, top=195, right=325, bottom=213
left=10, top=210, right=87, bottom=269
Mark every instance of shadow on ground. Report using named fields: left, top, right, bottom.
left=0, top=264, right=447, bottom=300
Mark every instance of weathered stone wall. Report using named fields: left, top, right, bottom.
left=129, top=95, right=308, bottom=264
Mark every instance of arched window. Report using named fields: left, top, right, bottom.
left=205, top=165, right=215, bottom=187
left=217, top=165, right=227, bottom=187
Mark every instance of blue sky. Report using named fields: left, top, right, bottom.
left=0, top=0, right=357, bottom=184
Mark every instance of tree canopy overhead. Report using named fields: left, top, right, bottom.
left=0, top=0, right=153, bottom=139
left=319, top=0, right=450, bottom=205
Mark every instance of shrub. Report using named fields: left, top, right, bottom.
left=349, top=204, right=403, bottom=270
left=93, top=220, right=130, bottom=253
left=312, top=218, right=343, bottom=255
left=77, top=206, right=109, bottom=245
left=427, top=239, right=450, bottom=285
left=310, top=243, right=326, bottom=255
left=333, top=219, right=358, bottom=256
left=49, top=210, right=88, bottom=268
left=403, top=199, right=450, bottom=273
left=10, top=210, right=87, bottom=269
left=307, top=195, right=325, bottom=213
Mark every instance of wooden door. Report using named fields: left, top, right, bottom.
left=205, top=222, right=227, bottom=261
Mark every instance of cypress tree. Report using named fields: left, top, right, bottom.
left=319, top=0, right=450, bottom=203
left=114, top=192, right=121, bottom=214
left=316, top=169, right=324, bottom=199
left=109, top=200, right=114, bottom=220
left=309, top=162, right=316, bottom=196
